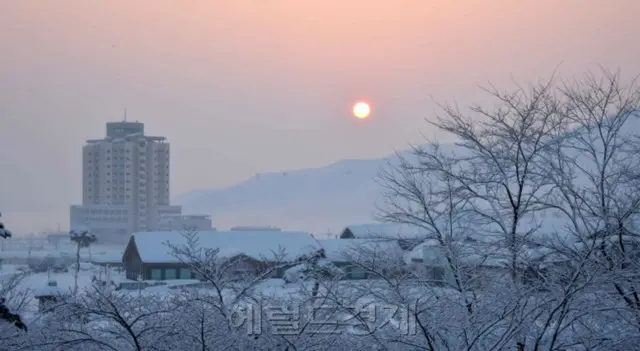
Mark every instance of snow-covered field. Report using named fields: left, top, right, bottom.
left=0, top=244, right=125, bottom=260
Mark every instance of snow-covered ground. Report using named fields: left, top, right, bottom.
left=0, top=244, right=125, bottom=260
left=0, top=244, right=435, bottom=333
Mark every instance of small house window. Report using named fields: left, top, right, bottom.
left=429, top=266, right=446, bottom=282
left=348, top=265, right=366, bottom=279
left=179, top=268, right=191, bottom=279
left=164, top=268, right=177, bottom=280
left=150, top=268, right=162, bottom=280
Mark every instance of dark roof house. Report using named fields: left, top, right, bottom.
left=122, top=230, right=321, bottom=281
left=340, top=223, right=427, bottom=250
left=318, top=238, right=405, bottom=279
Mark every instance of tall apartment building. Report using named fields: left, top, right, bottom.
left=70, top=121, right=182, bottom=242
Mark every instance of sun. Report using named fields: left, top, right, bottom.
left=353, top=101, right=371, bottom=119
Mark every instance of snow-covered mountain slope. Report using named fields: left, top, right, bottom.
left=173, top=155, right=397, bottom=235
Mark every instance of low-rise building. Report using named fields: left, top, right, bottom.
left=34, top=280, right=63, bottom=313
left=46, top=233, right=70, bottom=249
left=230, top=226, right=280, bottom=231
left=121, top=230, right=320, bottom=281
left=404, top=239, right=570, bottom=287
left=317, top=238, right=405, bottom=279
left=339, top=223, right=426, bottom=250
left=91, top=251, right=125, bottom=268
left=157, top=214, right=213, bottom=232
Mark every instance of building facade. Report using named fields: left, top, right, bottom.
left=70, top=121, right=182, bottom=242
left=157, top=214, right=213, bottom=232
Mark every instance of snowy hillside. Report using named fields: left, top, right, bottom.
left=174, top=156, right=396, bottom=235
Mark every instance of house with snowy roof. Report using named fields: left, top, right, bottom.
left=339, top=223, right=427, bottom=250
left=317, top=239, right=405, bottom=279
left=122, top=230, right=321, bottom=281
left=34, top=280, right=64, bottom=313
left=92, top=251, right=125, bottom=268
left=405, top=239, right=571, bottom=287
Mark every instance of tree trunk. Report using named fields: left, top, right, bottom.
left=74, top=243, right=80, bottom=295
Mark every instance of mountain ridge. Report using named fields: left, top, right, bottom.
left=172, top=151, right=405, bottom=234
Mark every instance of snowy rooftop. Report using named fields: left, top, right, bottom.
left=403, top=239, right=441, bottom=264
left=130, top=230, right=321, bottom=263
left=92, top=251, right=125, bottom=263
left=33, top=281, right=63, bottom=297
left=405, top=239, right=570, bottom=267
left=341, top=223, right=429, bottom=239
left=318, top=238, right=404, bottom=262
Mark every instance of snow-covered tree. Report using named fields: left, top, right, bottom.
left=165, top=229, right=292, bottom=346
left=0, top=291, right=27, bottom=333
left=377, top=74, right=569, bottom=349
left=0, top=213, right=27, bottom=336
left=375, top=69, right=640, bottom=349
left=0, top=212, right=11, bottom=239
left=70, top=228, right=97, bottom=295
left=540, top=70, right=640, bottom=345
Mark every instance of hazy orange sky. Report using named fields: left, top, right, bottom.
left=1, top=0, right=639, bottom=233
